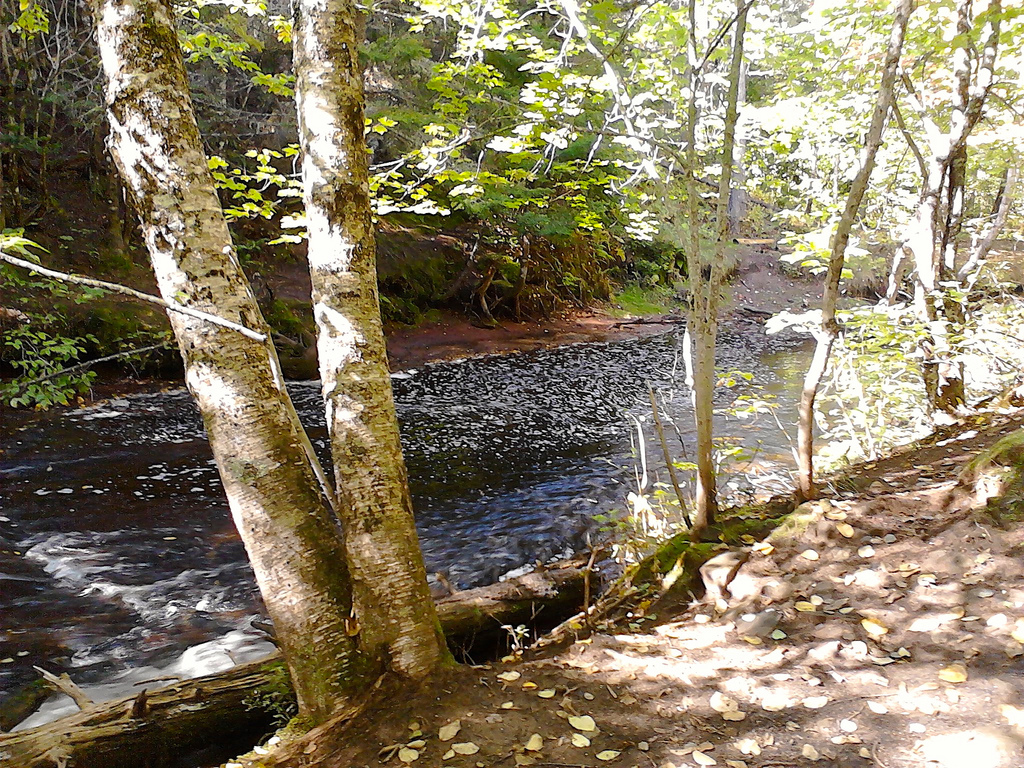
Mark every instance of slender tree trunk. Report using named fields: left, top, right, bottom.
left=87, top=0, right=371, bottom=724
left=684, top=0, right=717, bottom=538
left=960, top=164, right=1018, bottom=286
left=795, top=0, right=913, bottom=501
left=293, top=0, right=448, bottom=679
left=903, top=0, right=1000, bottom=414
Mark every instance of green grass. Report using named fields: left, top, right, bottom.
left=611, top=283, right=678, bottom=317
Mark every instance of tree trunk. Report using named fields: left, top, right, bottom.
left=292, top=0, right=448, bottom=680
left=683, top=0, right=715, bottom=538
left=960, top=164, right=1018, bottom=285
left=87, top=0, right=369, bottom=725
left=903, top=0, right=1001, bottom=414
left=795, top=0, right=913, bottom=501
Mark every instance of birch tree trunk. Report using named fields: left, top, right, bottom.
left=683, top=0, right=716, bottom=537
left=292, top=0, right=448, bottom=679
left=87, top=0, right=371, bottom=724
left=687, top=0, right=748, bottom=538
left=902, top=0, right=1001, bottom=414
left=794, top=0, right=913, bottom=501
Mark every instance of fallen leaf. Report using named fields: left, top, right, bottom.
left=725, top=762, right=747, bottom=768
left=867, top=701, right=888, bottom=714
left=525, top=734, right=543, bottom=752
left=522, top=681, right=538, bottom=690
left=837, top=523, right=855, bottom=538
left=938, top=663, right=968, bottom=683
left=537, top=689, right=556, bottom=699
left=596, top=750, right=621, bottom=761
left=802, top=696, right=829, bottom=709
left=858, top=545, right=875, bottom=558
left=498, top=671, right=521, bottom=682
left=407, top=739, right=426, bottom=749
left=722, top=709, right=747, bottom=721
left=569, top=715, right=597, bottom=732
left=795, top=601, right=817, bottom=612
left=439, top=720, right=461, bottom=741
left=398, top=747, right=419, bottom=763
left=801, top=744, right=820, bottom=760
left=770, top=629, right=787, bottom=640
left=1000, top=704, right=1024, bottom=728
left=734, top=738, right=760, bottom=756
left=861, top=618, right=888, bottom=637
left=443, top=750, right=455, bottom=760
left=801, top=549, right=820, bottom=561
left=1011, top=620, right=1024, bottom=644
left=710, top=692, right=739, bottom=713
left=639, top=741, right=650, bottom=751
left=571, top=733, right=591, bottom=748
left=452, top=742, right=480, bottom=755
left=839, top=719, right=857, bottom=732
left=692, top=750, right=717, bottom=766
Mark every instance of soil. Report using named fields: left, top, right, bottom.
left=235, top=409, right=1024, bottom=768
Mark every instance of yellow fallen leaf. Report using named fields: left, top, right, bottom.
left=861, top=618, right=888, bottom=637
left=498, top=671, right=521, bottom=682
left=1000, top=704, right=1024, bottom=728
left=801, top=744, right=820, bottom=760
left=741, top=636, right=763, bottom=645
left=452, top=742, right=480, bottom=755
left=438, top=720, right=461, bottom=741
left=500, top=701, right=515, bottom=709
left=525, top=734, right=543, bottom=752
left=1011, top=620, right=1024, bottom=644
left=938, top=662, right=968, bottom=683
left=710, top=692, right=739, bottom=713
left=407, top=740, right=426, bottom=749
left=398, top=747, right=419, bottom=763
left=596, top=751, right=621, bottom=761
left=721, top=710, right=747, bottom=721
left=836, top=523, right=855, bottom=538
left=443, top=750, right=455, bottom=760
left=795, top=601, right=816, bottom=612
left=568, top=715, right=597, bottom=732
left=693, top=750, right=717, bottom=766
left=537, top=689, right=556, bottom=698
left=522, top=681, right=538, bottom=690
left=734, top=738, right=760, bottom=756
left=571, top=733, right=591, bottom=748
left=801, top=549, right=820, bottom=561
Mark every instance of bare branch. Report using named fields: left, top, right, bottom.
left=0, top=251, right=266, bottom=342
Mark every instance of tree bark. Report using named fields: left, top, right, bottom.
left=0, top=561, right=587, bottom=768
left=293, top=0, right=449, bottom=680
left=684, top=0, right=716, bottom=538
left=795, top=0, right=913, bottom=501
left=960, top=164, right=1018, bottom=285
left=901, top=0, right=1001, bottom=414
left=86, top=0, right=368, bottom=725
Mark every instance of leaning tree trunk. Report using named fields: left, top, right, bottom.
left=87, top=0, right=371, bottom=724
left=292, top=0, right=448, bottom=679
left=794, top=0, right=913, bottom=501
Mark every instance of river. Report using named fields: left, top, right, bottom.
left=0, top=325, right=807, bottom=724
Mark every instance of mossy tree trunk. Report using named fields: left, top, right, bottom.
left=87, top=0, right=372, bottom=724
left=795, top=0, right=913, bottom=501
left=293, top=0, right=449, bottom=678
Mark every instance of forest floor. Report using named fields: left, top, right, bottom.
left=250, top=408, right=1024, bottom=768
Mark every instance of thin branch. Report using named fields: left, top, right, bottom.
left=890, top=100, right=927, bottom=178
left=6, top=341, right=171, bottom=394
left=697, top=0, right=757, bottom=74
left=0, top=251, right=266, bottom=342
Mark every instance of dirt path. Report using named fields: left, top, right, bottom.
left=248, top=410, right=1024, bottom=768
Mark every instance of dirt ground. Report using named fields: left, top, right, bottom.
left=239, top=408, right=1024, bottom=768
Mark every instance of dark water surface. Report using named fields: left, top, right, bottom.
left=0, top=328, right=807, bottom=720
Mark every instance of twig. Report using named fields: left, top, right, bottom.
left=33, top=666, right=93, bottom=711
left=5, top=342, right=171, bottom=394
left=648, top=383, right=690, bottom=528
left=1, top=251, right=266, bottom=342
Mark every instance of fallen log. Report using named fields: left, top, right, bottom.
left=0, top=559, right=587, bottom=768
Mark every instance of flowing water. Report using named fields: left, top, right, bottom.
left=0, top=326, right=808, bottom=723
